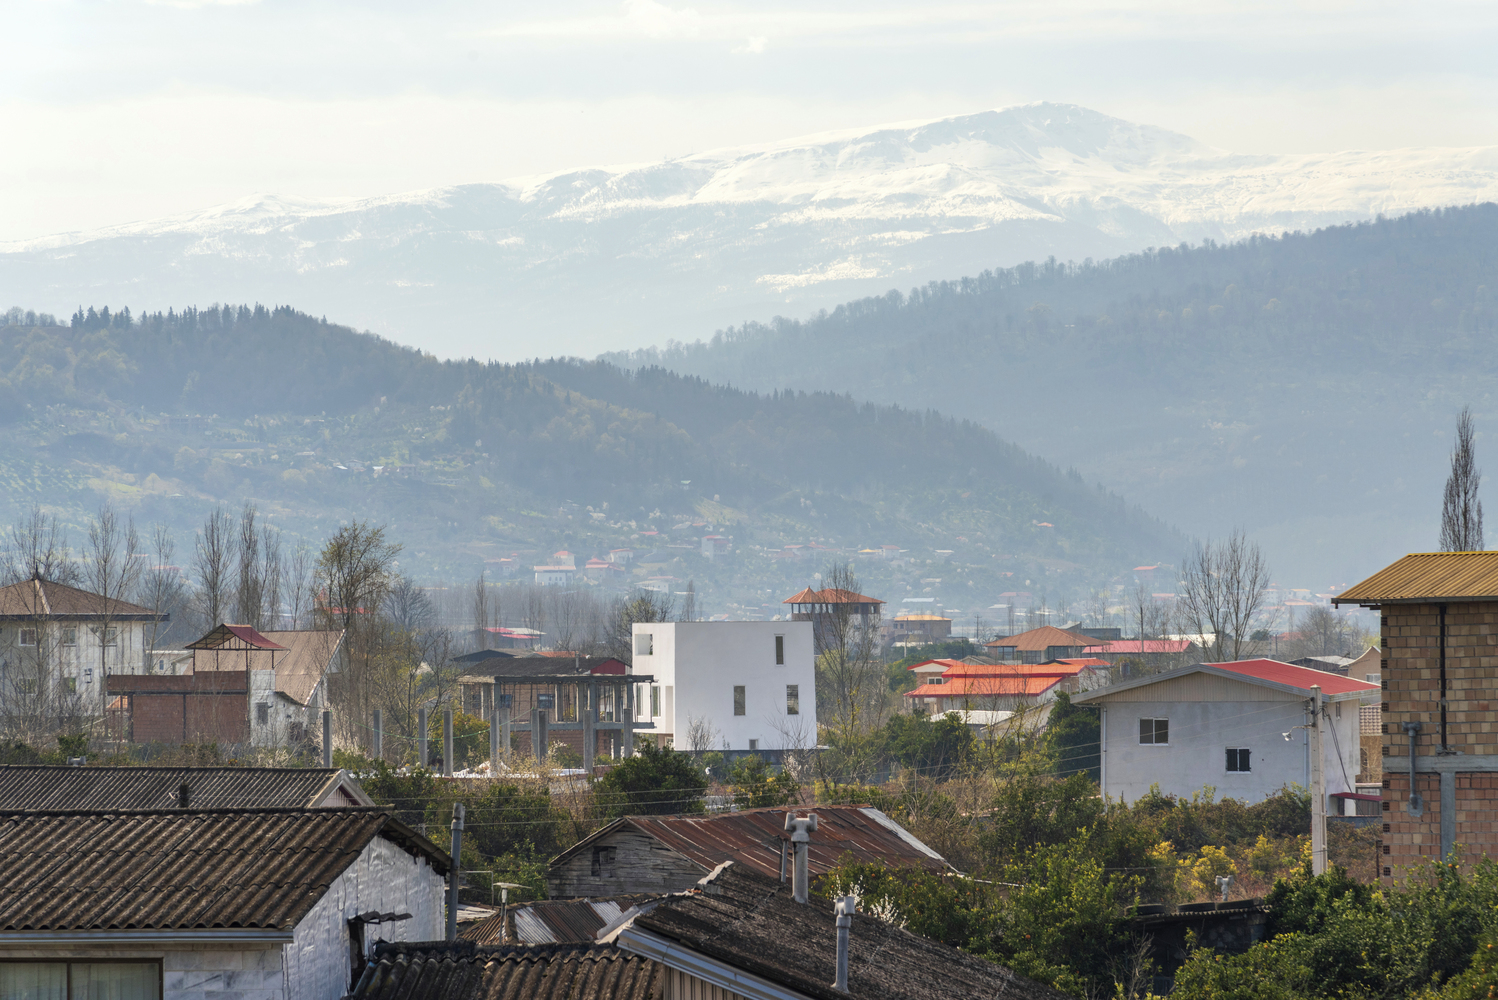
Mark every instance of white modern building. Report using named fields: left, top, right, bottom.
left=630, top=620, right=816, bottom=752
left=1072, top=658, right=1377, bottom=805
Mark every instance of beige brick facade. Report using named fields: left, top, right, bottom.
left=1381, top=601, right=1498, bottom=881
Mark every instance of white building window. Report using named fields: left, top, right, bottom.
left=651, top=685, right=661, bottom=718
left=104, top=627, right=118, bottom=647
left=775, top=635, right=784, bottom=665
left=62, top=627, right=78, bottom=646
left=733, top=685, right=746, bottom=716
left=19, top=629, right=37, bottom=647
left=634, top=633, right=653, bottom=656
left=786, top=685, right=800, bottom=715
left=1138, top=718, right=1169, bottom=745
left=1226, top=748, right=1251, bottom=772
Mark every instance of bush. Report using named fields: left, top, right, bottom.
left=882, top=711, right=974, bottom=779
left=595, top=741, right=708, bottom=817
left=728, top=755, right=798, bottom=808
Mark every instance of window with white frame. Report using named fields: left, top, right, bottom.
left=650, top=685, right=661, bottom=718
left=62, top=627, right=77, bottom=646
left=1225, top=748, right=1251, bottom=772
left=1138, top=718, right=1169, bottom=745
left=19, top=629, right=37, bottom=647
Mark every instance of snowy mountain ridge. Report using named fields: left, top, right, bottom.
left=4, top=103, right=1496, bottom=357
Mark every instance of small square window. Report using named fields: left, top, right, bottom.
left=19, top=629, right=37, bottom=647
left=104, top=627, right=118, bottom=647
left=749, top=739, right=759, bottom=751
left=775, top=635, right=785, bottom=665
left=1226, top=748, right=1251, bottom=772
left=634, top=633, right=653, bottom=656
left=1139, top=718, right=1169, bottom=745
left=786, top=684, right=799, bottom=716
left=591, top=845, right=617, bottom=877
left=733, top=685, right=746, bottom=716
left=62, top=627, right=77, bottom=646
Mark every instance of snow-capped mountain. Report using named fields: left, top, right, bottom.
left=4, top=103, right=1496, bottom=358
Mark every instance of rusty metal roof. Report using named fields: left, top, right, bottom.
left=351, top=942, right=662, bottom=1000
left=631, top=864, right=1071, bottom=1000
left=0, top=808, right=447, bottom=932
left=1333, top=551, right=1498, bottom=606
left=0, top=765, right=372, bottom=810
left=551, top=805, right=949, bottom=885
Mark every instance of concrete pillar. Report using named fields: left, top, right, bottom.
left=443, top=708, right=454, bottom=777
left=373, top=709, right=383, bottom=760
left=500, top=705, right=511, bottom=760
left=418, top=708, right=428, bottom=769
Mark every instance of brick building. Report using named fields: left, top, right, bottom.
left=1335, top=552, right=1498, bottom=881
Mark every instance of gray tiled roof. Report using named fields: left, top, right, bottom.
left=0, top=808, right=447, bottom=931
left=351, top=942, right=662, bottom=1000
left=0, top=765, right=371, bottom=810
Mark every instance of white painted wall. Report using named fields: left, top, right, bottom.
left=631, top=621, right=816, bottom=751
left=1098, top=696, right=1364, bottom=805
left=282, top=834, right=446, bottom=1000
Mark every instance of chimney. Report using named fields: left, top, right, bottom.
left=177, top=782, right=190, bottom=809
left=832, top=895, right=856, bottom=991
left=783, top=812, right=818, bottom=904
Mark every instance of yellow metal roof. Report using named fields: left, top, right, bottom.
left=1334, top=551, right=1498, bottom=605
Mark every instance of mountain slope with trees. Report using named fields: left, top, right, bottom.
left=0, top=303, right=1179, bottom=605
left=608, top=204, right=1498, bottom=584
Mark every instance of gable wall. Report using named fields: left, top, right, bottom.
left=548, top=828, right=705, bottom=899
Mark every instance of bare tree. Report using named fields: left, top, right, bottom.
left=3, top=506, right=79, bottom=586
left=472, top=572, right=491, bottom=648
left=259, top=525, right=283, bottom=630
left=1177, top=531, right=1274, bottom=663
left=1441, top=406, right=1484, bottom=552
left=1288, top=605, right=1359, bottom=659
left=679, top=580, right=696, bottom=623
left=86, top=503, right=143, bottom=709
left=285, top=540, right=313, bottom=629
left=140, top=525, right=184, bottom=658
left=609, top=590, right=676, bottom=663
left=684, top=713, right=721, bottom=764
left=317, top=522, right=401, bottom=741
left=815, top=562, right=887, bottom=737
left=385, top=574, right=436, bottom=633
left=194, top=505, right=235, bottom=627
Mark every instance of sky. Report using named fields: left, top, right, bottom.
left=3, top=0, right=1497, bottom=243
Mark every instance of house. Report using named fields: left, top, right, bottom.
left=105, top=623, right=344, bottom=747
left=1332, top=552, right=1498, bottom=879
left=887, top=613, right=952, bottom=645
left=0, top=577, right=168, bottom=709
left=985, top=625, right=1097, bottom=664
left=350, top=941, right=662, bottom=1000
left=546, top=804, right=950, bottom=898
left=783, top=586, right=884, bottom=655
left=631, top=620, right=815, bottom=752
left=0, top=764, right=373, bottom=809
left=904, top=658, right=1109, bottom=714
left=1071, top=658, right=1377, bottom=806
left=0, top=807, right=448, bottom=1000
left=606, top=861, right=1069, bottom=1000
left=1289, top=654, right=1357, bottom=675
left=1083, top=638, right=1197, bottom=672
left=608, top=548, right=635, bottom=565
left=584, top=558, right=625, bottom=581
left=455, top=654, right=654, bottom=762
left=700, top=535, right=731, bottom=559
left=532, top=565, right=576, bottom=586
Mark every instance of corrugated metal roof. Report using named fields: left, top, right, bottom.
left=553, top=805, right=948, bottom=884
left=904, top=677, right=1061, bottom=699
left=465, top=898, right=651, bottom=945
left=1333, top=551, right=1498, bottom=605
left=186, top=623, right=289, bottom=650
left=0, top=766, right=372, bottom=810
left=191, top=629, right=345, bottom=705
left=632, top=864, right=1071, bottom=1000
left=351, top=942, right=662, bottom=1000
left=0, top=808, right=447, bottom=931
left=1214, top=659, right=1379, bottom=696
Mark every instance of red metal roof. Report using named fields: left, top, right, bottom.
left=186, top=623, right=289, bottom=651
left=1213, top=659, right=1379, bottom=696
left=905, top=676, right=1061, bottom=698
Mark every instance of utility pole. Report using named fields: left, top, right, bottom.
left=1310, top=684, right=1327, bottom=875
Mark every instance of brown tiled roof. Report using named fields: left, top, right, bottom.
left=0, top=765, right=372, bottom=810
left=984, top=625, right=1095, bottom=651
left=783, top=587, right=885, bottom=606
left=630, top=864, right=1071, bottom=1000
left=351, top=942, right=662, bottom=1000
left=550, top=805, right=949, bottom=884
left=1333, top=551, right=1498, bottom=605
left=0, top=578, right=162, bottom=621
left=0, top=808, right=447, bottom=931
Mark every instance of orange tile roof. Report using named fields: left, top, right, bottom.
left=904, top=676, right=1061, bottom=699
left=983, top=625, right=1095, bottom=651
left=905, top=658, right=966, bottom=672
left=783, top=587, right=885, bottom=605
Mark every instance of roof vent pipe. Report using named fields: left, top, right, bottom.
left=177, top=782, right=190, bottom=809
left=832, top=895, right=856, bottom=991
left=784, top=812, right=818, bottom=904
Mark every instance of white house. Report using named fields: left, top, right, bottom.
left=630, top=621, right=816, bottom=752
left=0, top=807, right=448, bottom=1000
left=1072, top=658, right=1378, bottom=805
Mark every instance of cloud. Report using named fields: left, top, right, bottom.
left=735, top=35, right=767, bottom=53
left=622, top=0, right=701, bottom=39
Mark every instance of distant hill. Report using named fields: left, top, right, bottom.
left=0, top=305, right=1179, bottom=611
left=4, top=103, right=1497, bottom=360
left=607, top=205, right=1498, bottom=586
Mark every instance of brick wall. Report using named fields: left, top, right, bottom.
left=108, top=672, right=250, bottom=744
left=1382, top=601, right=1498, bottom=881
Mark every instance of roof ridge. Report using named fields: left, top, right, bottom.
left=0, top=805, right=389, bottom=816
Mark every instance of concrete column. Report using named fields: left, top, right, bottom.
left=373, top=709, right=383, bottom=760
left=623, top=683, right=636, bottom=758
left=500, top=705, right=511, bottom=760
left=443, top=709, right=454, bottom=777
left=418, top=708, right=428, bottom=769
left=490, top=710, right=500, bottom=771
left=322, top=710, right=332, bottom=768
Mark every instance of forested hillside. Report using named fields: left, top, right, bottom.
left=0, top=304, right=1178, bottom=610
left=609, top=205, right=1498, bottom=584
